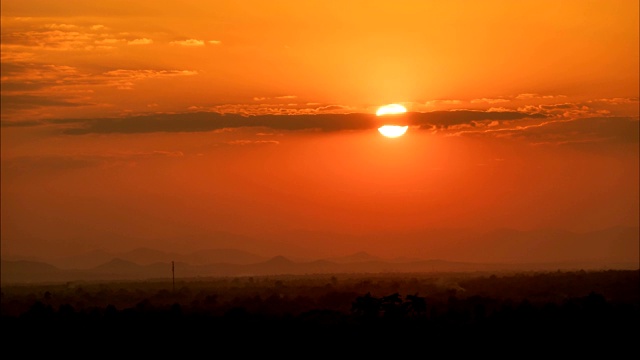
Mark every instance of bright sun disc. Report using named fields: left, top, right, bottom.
left=378, top=125, right=409, bottom=138
left=376, top=104, right=407, bottom=116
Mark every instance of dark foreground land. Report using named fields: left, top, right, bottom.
left=2, top=269, right=639, bottom=356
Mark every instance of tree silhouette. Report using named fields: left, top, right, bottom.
left=380, top=293, right=405, bottom=319
left=351, top=292, right=380, bottom=319
left=404, top=293, right=427, bottom=318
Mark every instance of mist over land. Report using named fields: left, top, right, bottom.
left=3, top=226, right=637, bottom=285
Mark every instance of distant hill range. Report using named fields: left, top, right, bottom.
left=2, top=226, right=638, bottom=284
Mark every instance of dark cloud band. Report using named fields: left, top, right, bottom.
left=37, top=110, right=544, bottom=135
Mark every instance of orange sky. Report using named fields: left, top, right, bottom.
left=1, top=1, right=638, bottom=261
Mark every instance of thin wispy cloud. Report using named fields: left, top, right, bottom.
left=447, top=116, right=638, bottom=147
left=0, top=64, right=198, bottom=117
left=128, top=38, right=153, bottom=45
left=590, top=98, right=639, bottom=105
left=471, top=98, right=510, bottom=104
left=227, top=140, right=280, bottom=146
left=515, top=93, right=567, bottom=100
left=1, top=64, right=197, bottom=93
left=253, top=95, right=297, bottom=101
left=44, top=23, right=78, bottom=30
left=95, top=38, right=123, bottom=45
left=423, top=99, right=463, bottom=107
left=170, top=39, right=205, bottom=46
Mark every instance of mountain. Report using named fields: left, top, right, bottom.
left=3, top=253, right=638, bottom=285
left=182, top=248, right=267, bottom=265
left=118, top=248, right=178, bottom=265
left=327, top=252, right=382, bottom=263
left=42, top=247, right=268, bottom=270
left=50, top=249, right=116, bottom=269
left=2, top=226, right=637, bottom=284
left=1, top=260, right=70, bottom=284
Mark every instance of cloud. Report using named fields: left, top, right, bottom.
left=312, top=105, right=352, bottom=113
left=4, top=29, right=93, bottom=50
left=515, top=93, right=567, bottom=100
left=2, top=20, right=158, bottom=53
left=470, top=98, right=510, bottom=104
left=0, top=119, right=45, bottom=127
left=517, top=103, right=596, bottom=119
left=56, top=112, right=378, bottom=134
left=0, top=63, right=84, bottom=92
left=0, top=64, right=198, bottom=117
left=1, top=94, right=87, bottom=110
left=170, top=39, right=205, bottom=46
left=128, top=38, right=153, bottom=45
left=7, top=107, right=633, bottom=148
left=113, top=69, right=196, bottom=82
left=423, top=99, right=463, bottom=106
left=253, top=95, right=298, bottom=101
left=408, top=110, right=546, bottom=129
left=226, top=140, right=280, bottom=146
left=95, top=38, right=123, bottom=45
left=449, top=116, right=639, bottom=146
left=590, top=98, right=639, bottom=105
left=201, top=103, right=356, bottom=116
left=2, top=109, right=542, bottom=135
left=486, top=107, right=513, bottom=112
left=1, top=63, right=198, bottom=93
left=101, top=68, right=198, bottom=90
left=1, top=22, right=146, bottom=53
left=513, top=117, right=639, bottom=145
left=0, top=49, right=35, bottom=62
left=44, top=24, right=78, bottom=30
left=208, top=40, right=222, bottom=45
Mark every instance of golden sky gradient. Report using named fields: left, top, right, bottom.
left=1, top=1, right=638, bottom=261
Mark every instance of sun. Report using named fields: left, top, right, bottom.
left=376, top=104, right=408, bottom=138
left=378, top=125, right=409, bottom=138
left=376, top=104, right=407, bottom=116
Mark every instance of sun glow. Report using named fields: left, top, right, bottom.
left=378, top=125, right=409, bottom=138
left=376, top=104, right=408, bottom=137
left=376, top=104, right=407, bottom=116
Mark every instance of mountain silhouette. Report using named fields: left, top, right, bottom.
left=328, top=251, right=382, bottom=263
left=2, top=226, right=637, bottom=284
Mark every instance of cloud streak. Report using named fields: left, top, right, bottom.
left=407, top=110, right=546, bottom=129
left=3, top=109, right=545, bottom=135
left=1, top=62, right=198, bottom=111
left=0, top=94, right=87, bottom=110
left=170, top=39, right=205, bottom=46
left=449, top=116, right=639, bottom=146
left=128, top=38, right=153, bottom=45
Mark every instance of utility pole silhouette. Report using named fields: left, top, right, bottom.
left=172, top=261, right=175, bottom=293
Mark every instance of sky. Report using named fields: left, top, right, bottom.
left=1, top=1, right=638, bottom=261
